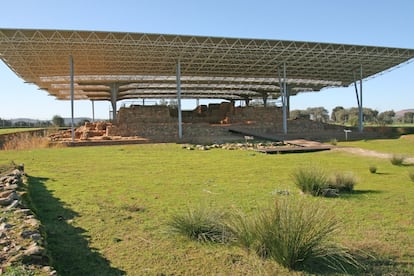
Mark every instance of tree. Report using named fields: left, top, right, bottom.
left=0, top=118, right=12, bottom=128
left=52, top=115, right=65, bottom=127
left=306, top=107, right=329, bottom=123
left=403, top=112, right=414, bottom=124
left=362, top=108, right=379, bottom=124
left=290, top=109, right=309, bottom=119
left=331, top=106, right=344, bottom=122
left=377, top=110, right=395, bottom=125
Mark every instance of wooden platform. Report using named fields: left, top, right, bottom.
left=255, top=139, right=333, bottom=154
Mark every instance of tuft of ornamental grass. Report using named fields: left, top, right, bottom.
left=369, top=165, right=377, bottom=174
left=328, top=172, right=357, bottom=193
left=167, top=206, right=231, bottom=243
left=226, top=197, right=361, bottom=272
left=409, top=171, right=414, bottom=182
left=390, top=154, right=405, bottom=166
left=292, top=167, right=328, bottom=196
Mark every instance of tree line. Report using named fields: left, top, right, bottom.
left=0, top=115, right=88, bottom=128
left=290, top=106, right=414, bottom=126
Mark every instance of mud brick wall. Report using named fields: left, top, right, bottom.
left=229, top=106, right=282, bottom=126
left=110, top=104, right=286, bottom=139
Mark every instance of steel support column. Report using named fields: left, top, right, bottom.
left=278, top=63, right=288, bottom=134
left=69, top=55, right=75, bottom=142
left=110, top=83, right=119, bottom=122
left=91, top=100, right=95, bottom=123
left=286, top=87, right=291, bottom=119
left=353, top=66, right=364, bottom=133
left=176, top=60, right=183, bottom=139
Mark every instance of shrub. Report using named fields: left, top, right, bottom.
left=224, top=209, right=257, bottom=250
left=409, top=171, right=414, bottom=182
left=226, top=197, right=360, bottom=272
left=3, top=264, right=34, bottom=276
left=369, top=165, right=377, bottom=174
left=292, top=167, right=328, bottom=196
left=167, top=206, right=230, bottom=243
left=390, top=155, right=405, bottom=166
left=328, top=172, right=357, bottom=192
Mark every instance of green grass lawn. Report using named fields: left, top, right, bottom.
left=0, top=128, right=43, bottom=135
left=1, top=138, right=414, bottom=275
left=339, top=134, right=414, bottom=156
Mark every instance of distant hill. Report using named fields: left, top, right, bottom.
left=63, top=117, right=93, bottom=125
left=10, top=118, right=50, bottom=125
left=395, top=109, right=414, bottom=118
left=8, top=117, right=105, bottom=126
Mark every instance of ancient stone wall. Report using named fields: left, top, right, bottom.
left=0, top=165, right=55, bottom=274
left=0, top=130, right=48, bottom=149
left=110, top=103, right=285, bottom=140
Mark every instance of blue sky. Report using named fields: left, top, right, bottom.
left=0, top=0, right=413, bottom=120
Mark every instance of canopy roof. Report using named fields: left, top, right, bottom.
left=1, top=28, right=413, bottom=101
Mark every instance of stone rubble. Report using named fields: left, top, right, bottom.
left=0, top=165, right=56, bottom=275
left=181, top=141, right=290, bottom=151
left=49, top=121, right=113, bottom=141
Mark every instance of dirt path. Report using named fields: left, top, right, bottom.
left=333, top=146, right=414, bottom=164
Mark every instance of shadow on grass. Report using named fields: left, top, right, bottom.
left=351, top=253, right=414, bottom=275
left=372, top=172, right=391, bottom=175
left=339, top=189, right=382, bottom=200
left=297, top=249, right=413, bottom=275
left=27, top=175, right=126, bottom=276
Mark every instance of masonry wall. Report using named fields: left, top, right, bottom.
left=108, top=103, right=381, bottom=142
left=108, top=104, right=284, bottom=140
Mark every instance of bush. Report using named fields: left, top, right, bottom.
left=390, top=155, right=405, bottom=166
left=369, top=165, right=377, bottom=174
left=3, top=264, right=34, bottom=276
left=167, top=206, right=230, bottom=243
left=226, top=197, right=360, bottom=272
left=292, top=167, right=328, bottom=196
left=409, top=171, right=414, bottom=182
left=328, top=172, right=357, bottom=192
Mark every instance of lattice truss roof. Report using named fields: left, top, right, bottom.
left=0, top=28, right=413, bottom=101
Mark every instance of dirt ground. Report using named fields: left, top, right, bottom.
left=333, top=146, right=414, bottom=164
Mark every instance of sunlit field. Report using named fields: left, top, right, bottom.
left=1, top=135, right=413, bottom=275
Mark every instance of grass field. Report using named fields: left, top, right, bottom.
left=1, top=136, right=413, bottom=275
left=338, top=134, right=414, bottom=156
left=0, top=128, right=43, bottom=135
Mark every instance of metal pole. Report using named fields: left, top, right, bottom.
left=176, top=60, right=183, bottom=139
left=282, top=63, right=287, bottom=134
left=91, top=100, right=95, bottom=122
left=69, top=55, right=75, bottom=142
left=110, top=83, right=118, bottom=122
left=359, top=65, right=363, bottom=133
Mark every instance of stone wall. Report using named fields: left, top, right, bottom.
left=107, top=103, right=398, bottom=143
left=0, top=165, right=55, bottom=274
left=109, top=103, right=285, bottom=140
left=0, top=129, right=48, bottom=149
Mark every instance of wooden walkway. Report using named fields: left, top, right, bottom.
left=229, top=128, right=333, bottom=154
left=255, top=139, right=333, bottom=154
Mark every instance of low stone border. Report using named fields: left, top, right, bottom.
left=0, top=165, right=56, bottom=275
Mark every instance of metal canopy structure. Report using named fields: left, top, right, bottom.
left=1, top=28, right=413, bottom=102
left=1, top=28, right=414, bottom=138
